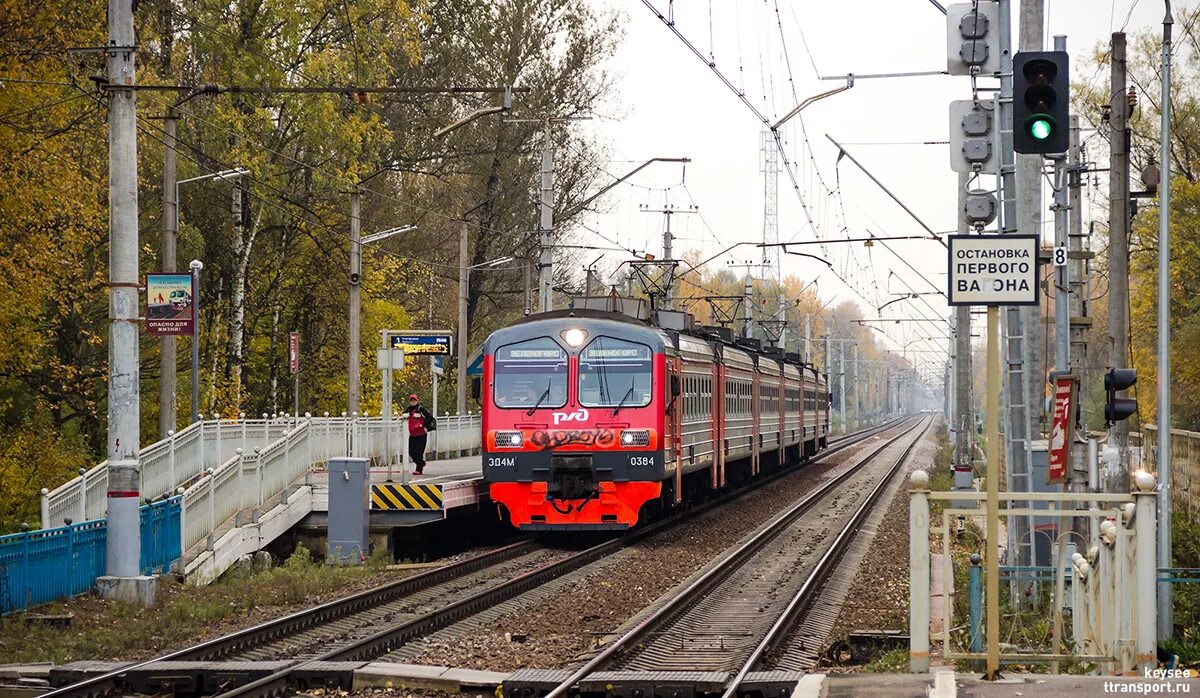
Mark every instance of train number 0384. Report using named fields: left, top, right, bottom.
left=629, top=456, right=655, bottom=467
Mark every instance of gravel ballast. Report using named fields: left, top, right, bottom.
left=384, top=422, right=918, bottom=671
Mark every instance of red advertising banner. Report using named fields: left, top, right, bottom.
left=146, top=273, right=195, bottom=336
left=289, top=332, right=299, bottom=374
left=1047, top=374, right=1077, bottom=485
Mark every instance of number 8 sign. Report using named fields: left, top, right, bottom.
left=1053, top=246, right=1067, bottom=267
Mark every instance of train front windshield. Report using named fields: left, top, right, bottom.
left=577, top=337, right=653, bottom=408
left=493, top=338, right=569, bottom=409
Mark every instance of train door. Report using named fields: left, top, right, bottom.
left=713, top=359, right=725, bottom=489
left=668, top=356, right=683, bottom=504
left=750, top=366, right=760, bottom=477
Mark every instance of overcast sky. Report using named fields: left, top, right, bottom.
left=571, top=0, right=1170, bottom=375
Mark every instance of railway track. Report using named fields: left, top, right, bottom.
left=40, top=420, right=906, bottom=698
left=517, top=415, right=933, bottom=698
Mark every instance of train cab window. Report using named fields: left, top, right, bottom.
left=578, top=336, right=653, bottom=409
left=493, top=338, right=568, bottom=409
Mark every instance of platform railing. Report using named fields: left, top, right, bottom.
left=180, top=413, right=481, bottom=551
left=41, top=413, right=482, bottom=531
left=1136, top=424, right=1200, bottom=515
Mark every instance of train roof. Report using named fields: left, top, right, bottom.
left=486, top=308, right=827, bottom=381
left=484, top=309, right=671, bottom=353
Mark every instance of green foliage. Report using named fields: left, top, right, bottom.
left=0, top=0, right=621, bottom=529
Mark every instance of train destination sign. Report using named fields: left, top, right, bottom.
left=388, top=331, right=452, bottom=356
left=947, top=234, right=1040, bottom=306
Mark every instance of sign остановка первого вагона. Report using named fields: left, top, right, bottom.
left=946, top=234, right=1041, bottom=306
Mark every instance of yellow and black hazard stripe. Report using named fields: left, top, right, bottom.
left=371, top=483, right=443, bottom=510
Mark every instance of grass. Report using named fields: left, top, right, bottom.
left=0, top=546, right=397, bottom=665
left=863, top=647, right=910, bottom=673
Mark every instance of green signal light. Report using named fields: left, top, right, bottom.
left=1029, top=118, right=1052, bottom=140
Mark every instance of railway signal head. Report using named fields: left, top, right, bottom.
left=949, top=100, right=995, bottom=174
left=946, top=3, right=999, bottom=76
left=1103, top=368, right=1137, bottom=425
left=1013, top=51, right=1070, bottom=154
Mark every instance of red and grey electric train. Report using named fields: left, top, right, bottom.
left=480, top=308, right=831, bottom=531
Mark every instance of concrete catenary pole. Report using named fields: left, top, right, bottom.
left=105, top=0, right=142, bottom=580
left=804, top=314, right=812, bottom=363
left=663, top=210, right=674, bottom=310
left=1157, top=0, right=1174, bottom=641
left=742, top=270, right=753, bottom=339
left=348, top=189, right=362, bottom=415
left=457, top=219, right=469, bottom=415
left=538, top=127, right=555, bottom=312
left=1108, top=32, right=1132, bottom=493
left=1066, top=115, right=1093, bottom=541
left=852, top=344, right=859, bottom=430
left=159, top=112, right=177, bottom=439
left=839, top=341, right=846, bottom=433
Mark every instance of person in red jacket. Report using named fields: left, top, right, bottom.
left=404, top=393, right=435, bottom=475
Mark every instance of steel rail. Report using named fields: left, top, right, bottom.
left=45, top=419, right=900, bottom=698
left=215, top=419, right=908, bottom=698
left=721, top=415, right=935, bottom=697
left=538, top=416, right=927, bottom=698
left=38, top=539, right=539, bottom=698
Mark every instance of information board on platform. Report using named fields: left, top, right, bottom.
left=947, top=234, right=1040, bottom=306
left=389, top=331, right=452, bottom=356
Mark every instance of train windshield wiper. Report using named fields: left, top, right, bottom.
left=611, top=384, right=636, bottom=416
left=527, top=380, right=553, bottom=416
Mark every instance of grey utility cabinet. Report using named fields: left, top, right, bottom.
left=327, top=457, right=369, bottom=564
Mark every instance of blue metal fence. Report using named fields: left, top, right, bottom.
left=0, top=497, right=181, bottom=613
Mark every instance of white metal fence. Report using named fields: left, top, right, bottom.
left=1135, top=424, right=1200, bottom=515
left=41, top=413, right=481, bottom=531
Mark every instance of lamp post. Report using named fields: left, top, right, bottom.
left=348, top=223, right=416, bottom=416
left=458, top=255, right=513, bottom=414
left=189, top=259, right=203, bottom=423
left=166, top=168, right=247, bottom=432
left=1158, top=0, right=1175, bottom=640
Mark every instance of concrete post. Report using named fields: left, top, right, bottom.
left=852, top=344, right=859, bottom=430
left=1108, top=32, right=1132, bottom=492
left=1134, top=471, right=1158, bottom=669
left=103, top=0, right=143, bottom=583
left=909, top=469, right=931, bottom=673
left=457, top=219, right=469, bottom=415
left=160, top=112, right=177, bottom=439
left=839, top=341, right=846, bottom=433
left=538, top=130, right=554, bottom=312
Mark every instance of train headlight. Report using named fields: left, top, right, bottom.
left=561, top=328, right=588, bottom=347
left=620, top=429, right=650, bottom=447
left=495, top=430, right=524, bottom=448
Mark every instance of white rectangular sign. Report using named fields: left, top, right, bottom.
left=376, top=348, right=405, bottom=370
left=948, top=234, right=1040, bottom=306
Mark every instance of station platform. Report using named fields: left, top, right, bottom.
left=304, top=454, right=489, bottom=527
left=183, top=454, right=488, bottom=584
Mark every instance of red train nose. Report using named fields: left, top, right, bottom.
left=489, top=481, right=661, bottom=530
